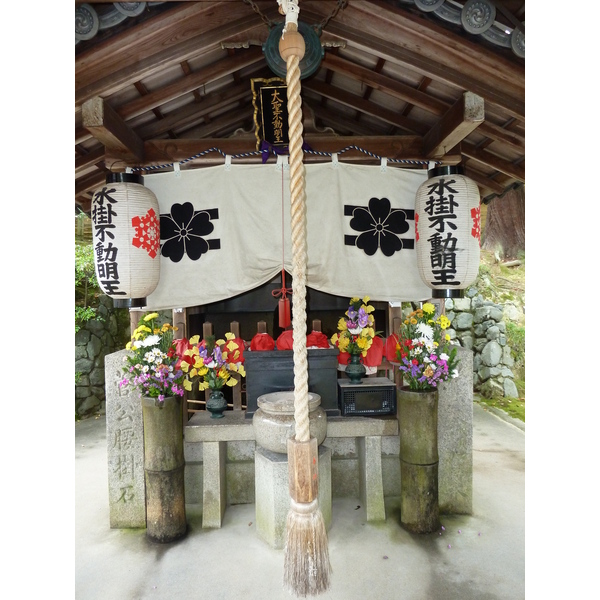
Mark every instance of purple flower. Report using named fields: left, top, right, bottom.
left=357, top=307, right=369, bottom=328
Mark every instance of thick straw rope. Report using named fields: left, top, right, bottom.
left=286, top=44, right=310, bottom=444
left=281, top=13, right=331, bottom=596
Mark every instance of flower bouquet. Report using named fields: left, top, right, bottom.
left=180, top=333, right=246, bottom=391
left=119, top=312, right=186, bottom=401
left=395, top=302, right=459, bottom=390
left=330, top=296, right=377, bottom=357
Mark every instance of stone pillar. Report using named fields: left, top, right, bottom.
left=357, top=436, right=386, bottom=521
left=105, top=349, right=146, bottom=528
left=255, top=445, right=332, bottom=549
left=438, top=346, right=473, bottom=514
left=202, top=441, right=227, bottom=528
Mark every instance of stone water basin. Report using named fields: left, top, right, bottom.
left=252, top=391, right=327, bottom=454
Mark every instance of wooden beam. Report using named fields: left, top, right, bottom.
left=302, top=80, right=430, bottom=136
left=309, top=103, right=387, bottom=137
left=135, top=80, right=252, bottom=140
left=423, top=92, right=484, bottom=159
left=76, top=6, right=274, bottom=106
left=75, top=147, right=105, bottom=178
left=82, top=97, right=145, bottom=162
left=117, top=47, right=264, bottom=121
left=104, top=135, right=462, bottom=167
left=463, top=166, right=507, bottom=196
left=301, top=7, right=524, bottom=121
left=76, top=171, right=105, bottom=198
left=319, top=52, right=523, bottom=151
left=461, top=143, right=525, bottom=182
left=321, top=52, right=448, bottom=115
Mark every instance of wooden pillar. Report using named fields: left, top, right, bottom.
left=129, top=309, right=142, bottom=335
left=230, top=320, right=243, bottom=411
left=172, top=308, right=187, bottom=339
left=392, top=316, right=402, bottom=387
left=172, top=308, right=188, bottom=423
left=312, top=319, right=321, bottom=332
left=257, top=320, right=267, bottom=334
left=203, top=322, right=213, bottom=405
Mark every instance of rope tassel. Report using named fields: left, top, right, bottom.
left=284, top=438, right=331, bottom=597
left=278, top=3, right=331, bottom=595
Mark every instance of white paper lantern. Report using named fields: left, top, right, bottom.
left=415, top=166, right=481, bottom=298
left=91, top=173, right=161, bottom=308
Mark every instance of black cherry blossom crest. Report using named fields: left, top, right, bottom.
left=344, top=197, right=415, bottom=257
left=160, top=202, right=220, bottom=262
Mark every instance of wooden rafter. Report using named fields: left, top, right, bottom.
left=423, top=92, right=484, bottom=159
left=82, top=97, right=145, bottom=162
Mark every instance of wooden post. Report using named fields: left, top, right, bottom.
left=172, top=308, right=187, bottom=340
left=257, top=320, right=267, bottom=334
left=230, top=320, right=243, bottom=411
left=172, top=309, right=188, bottom=424
left=312, top=319, right=321, bottom=332
left=129, top=309, right=142, bottom=336
left=203, top=322, right=213, bottom=405
left=392, top=316, right=402, bottom=387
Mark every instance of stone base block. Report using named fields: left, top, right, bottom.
left=255, top=445, right=332, bottom=549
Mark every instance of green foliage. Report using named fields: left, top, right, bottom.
left=506, top=321, right=525, bottom=368
left=477, top=395, right=525, bottom=422
left=76, top=243, right=103, bottom=331
left=75, top=306, right=103, bottom=332
left=478, top=263, right=491, bottom=276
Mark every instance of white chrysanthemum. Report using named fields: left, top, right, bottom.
left=423, top=356, right=431, bottom=363
left=348, top=326, right=361, bottom=335
left=440, top=353, right=449, bottom=361
left=140, top=335, right=161, bottom=347
left=416, top=322, right=434, bottom=341
left=451, top=369, right=459, bottom=378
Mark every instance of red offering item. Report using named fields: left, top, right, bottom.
left=363, top=335, right=384, bottom=367
left=384, top=333, right=399, bottom=363
left=228, top=337, right=246, bottom=363
left=278, top=297, right=291, bottom=328
left=250, top=332, right=275, bottom=351
left=306, top=330, right=330, bottom=348
left=337, top=351, right=350, bottom=365
left=276, top=329, right=294, bottom=350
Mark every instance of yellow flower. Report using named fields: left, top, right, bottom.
left=423, top=302, right=435, bottom=315
left=410, top=318, right=417, bottom=325
left=423, top=365, right=434, bottom=378
left=337, top=317, right=348, bottom=331
left=438, top=315, right=451, bottom=330
left=356, top=337, right=369, bottom=350
left=337, top=336, right=350, bottom=352
left=144, top=312, right=159, bottom=322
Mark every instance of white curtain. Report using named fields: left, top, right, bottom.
left=143, top=161, right=431, bottom=310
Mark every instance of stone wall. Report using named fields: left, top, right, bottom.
left=75, top=296, right=129, bottom=418
left=445, top=289, right=520, bottom=399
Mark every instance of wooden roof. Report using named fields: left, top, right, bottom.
left=75, top=0, right=525, bottom=213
